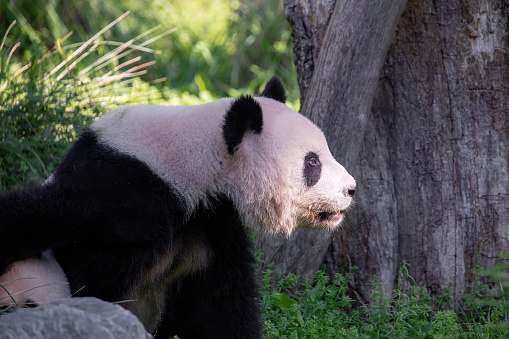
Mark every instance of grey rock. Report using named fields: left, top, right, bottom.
left=0, top=297, right=152, bottom=339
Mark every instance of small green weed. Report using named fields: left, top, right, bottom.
left=260, top=261, right=509, bottom=338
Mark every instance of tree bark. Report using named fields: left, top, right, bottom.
left=283, top=0, right=337, bottom=102
left=256, top=0, right=408, bottom=283
left=260, top=0, right=509, bottom=305
left=344, top=0, right=509, bottom=302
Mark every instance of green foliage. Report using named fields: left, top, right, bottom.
left=0, top=0, right=298, bottom=101
left=261, top=266, right=363, bottom=339
left=490, top=253, right=509, bottom=326
left=462, top=253, right=509, bottom=335
left=259, top=261, right=509, bottom=339
left=0, top=0, right=299, bottom=189
left=0, top=15, right=167, bottom=190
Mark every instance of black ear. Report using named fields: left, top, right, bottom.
left=259, top=76, right=287, bottom=103
left=223, top=95, right=263, bottom=155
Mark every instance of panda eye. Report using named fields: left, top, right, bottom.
left=308, top=158, right=320, bottom=167
left=304, top=152, right=321, bottom=187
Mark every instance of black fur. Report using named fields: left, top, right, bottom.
left=259, top=76, right=287, bottom=103
left=222, top=95, right=263, bottom=155
left=158, top=197, right=260, bottom=338
left=0, top=129, right=261, bottom=338
left=303, top=152, right=322, bottom=187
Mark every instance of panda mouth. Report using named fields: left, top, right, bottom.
left=317, top=210, right=343, bottom=222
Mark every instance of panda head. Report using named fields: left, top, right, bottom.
left=222, top=77, right=356, bottom=235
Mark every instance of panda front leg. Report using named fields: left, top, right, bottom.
left=0, top=184, right=77, bottom=275
left=157, top=257, right=262, bottom=339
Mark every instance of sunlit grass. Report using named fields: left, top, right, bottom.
left=1, top=0, right=298, bottom=100
left=0, top=12, right=173, bottom=190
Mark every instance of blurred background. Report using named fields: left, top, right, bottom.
left=0, top=0, right=298, bottom=189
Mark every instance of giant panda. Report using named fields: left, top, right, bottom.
left=0, top=77, right=355, bottom=338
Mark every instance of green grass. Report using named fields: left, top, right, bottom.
left=259, top=259, right=509, bottom=338
left=0, top=0, right=298, bottom=102
left=0, top=13, right=172, bottom=190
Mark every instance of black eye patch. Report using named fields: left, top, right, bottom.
left=303, top=152, right=321, bottom=187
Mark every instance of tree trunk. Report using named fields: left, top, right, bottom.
left=259, top=0, right=509, bottom=304
left=283, top=0, right=336, bottom=102
left=344, top=0, right=509, bottom=302
left=256, top=0, right=408, bottom=282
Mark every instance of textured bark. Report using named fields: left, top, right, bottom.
left=256, top=0, right=408, bottom=283
left=261, top=0, right=509, bottom=304
left=343, top=0, right=509, bottom=302
left=283, top=0, right=337, bottom=102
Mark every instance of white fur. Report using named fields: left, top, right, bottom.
left=0, top=250, right=70, bottom=307
left=91, top=100, right=231, bottom=214
left=91, top=97, right=355, bottom=235
left=226, top=98, right=355, bottom=234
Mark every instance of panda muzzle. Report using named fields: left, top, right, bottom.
left=317, top=210, right=342, bottom=221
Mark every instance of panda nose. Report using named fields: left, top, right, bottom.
left=343, top=186, right=356, bottom=197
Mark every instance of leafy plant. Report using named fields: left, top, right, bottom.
left=259, top=260, right=509, bottom=338
left=0, top=13, right=170, bottom=190
left=0, top=0, right=298, bottom=102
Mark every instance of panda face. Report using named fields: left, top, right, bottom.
left=296, top=144, right=356, bottom=230
left=224, top=96, right=356, bottom=235
left=274, top=107, right=355, bottom=232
